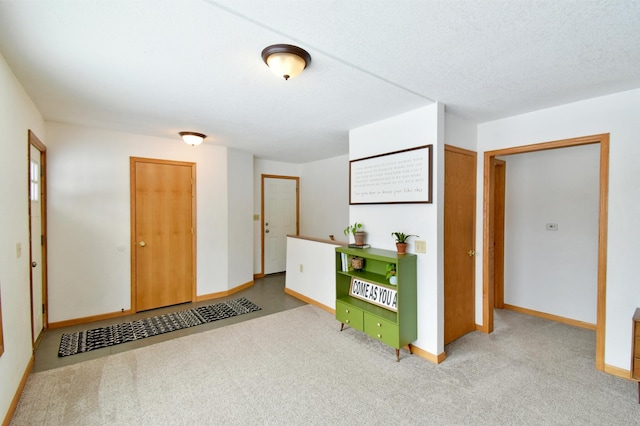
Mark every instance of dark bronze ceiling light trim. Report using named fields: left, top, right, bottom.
left=179, top=131, right=206, bottom=146
left=261, top=44, right=311, bottom=80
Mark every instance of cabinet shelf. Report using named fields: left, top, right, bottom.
left=335, top=246, right=417, bottom=361
left=337, top=269, right=389, bottom=286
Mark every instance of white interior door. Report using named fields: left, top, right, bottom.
left=30, top=144, right=43, bottom=345
left=264, top=177, right=298, bottom=274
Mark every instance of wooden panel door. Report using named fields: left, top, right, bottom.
left=131, top=158, right=195, bottom=312
left=444, top=145, right=477, bottom=345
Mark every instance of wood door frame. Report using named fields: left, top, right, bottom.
left=28, top=129, right=48, bottom=349
left=259, top=174, right=299, bottom=278
left=130, top=157, right=197, bottom=312
left=444, top=144, right=477, bottom=344
left=0, top=290, right=3, bottom=356
left=491, top=158, right=506, bottom=309
left=481, top=133, right=609, bottom=371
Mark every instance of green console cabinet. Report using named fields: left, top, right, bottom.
left=335, top=246, right=417, bottom=361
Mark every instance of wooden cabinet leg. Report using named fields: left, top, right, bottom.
left=408, top=343, right=413, bottom=354
left=340, top=323, right=344, bottom=332
left=396, top=349, right=400, bottom=362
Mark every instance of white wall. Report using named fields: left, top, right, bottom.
left=227, top=148, right=255, bottom=288
left=45, top=123, right=253, bottom=322
left=0, top=53, right=45, bottom=421
left=252, top=155, right=349, bottom=275
left=285, top=237, right=339, bottom=310
left=444, top=110, right=477, bottom=151
left=503, top=145, right=599, bottom=323
left=349, top=103, right=445, bottom=356
left=477, top=88, right=640, bottom=370
left=299, top=154, right=349, bottom=241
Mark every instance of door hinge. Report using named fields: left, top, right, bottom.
left=42, top=304, right=45, bottom=314
left=41, top=235, right=44, bottom=245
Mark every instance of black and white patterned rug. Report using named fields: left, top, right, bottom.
left=58, top=297, right=261, bottom=357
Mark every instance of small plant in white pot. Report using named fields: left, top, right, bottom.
left=386, top=263, right=397, bottom=285
left=344, top=222, right=366, bottom=246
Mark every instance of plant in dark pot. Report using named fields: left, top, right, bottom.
left=391, top=232, right=418, bottom=254
left=344, top=222, right=366, bottom=246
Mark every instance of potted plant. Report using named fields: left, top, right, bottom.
left=391, top=232, right=418, bottom=254
left=344, top=222, right=366, bottom=246
left=386, top=263, right=397, bottom=285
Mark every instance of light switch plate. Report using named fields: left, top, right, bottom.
left=415, top=240, right=426, bottom=253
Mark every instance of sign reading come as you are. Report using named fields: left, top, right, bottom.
left=349, top=278, right=397, bottom=312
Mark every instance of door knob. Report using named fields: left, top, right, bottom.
left=468, top=250, right=476, bottom=257
left=31, top=261, right=37, bottom=268
left=138, top=241, right=146, bottom=247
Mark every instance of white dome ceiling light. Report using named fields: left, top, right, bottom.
left=179, top=131, right=206, bottom=146
left=261, top=44, right=311, bottom=80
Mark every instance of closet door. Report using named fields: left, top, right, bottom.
left=131, top=158, right=196, bottom=311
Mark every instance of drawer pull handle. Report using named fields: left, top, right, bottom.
left=377, top=322, right=381, bottom=327
left=346, top=319, right=350, bottom=323
left=345, top=309, right=349, bottom=313
left=377, top=334, right=382, bottom=338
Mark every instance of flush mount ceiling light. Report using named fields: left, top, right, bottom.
left=261, top=44, right=311, bottom=80
left=179, top=131, right=206, bottom=146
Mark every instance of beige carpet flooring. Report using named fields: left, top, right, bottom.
left=10, top=305, right=640, bottom=425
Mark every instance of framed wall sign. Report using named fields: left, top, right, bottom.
left=349, top=145, right=432, bottom=204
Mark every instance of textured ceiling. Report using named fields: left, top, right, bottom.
left=0, top=0, right=638, bottom=163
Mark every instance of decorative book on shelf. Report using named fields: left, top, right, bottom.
left=335, top=246, right=417, bottom=361
left=348, top=243, right=371, bottom=249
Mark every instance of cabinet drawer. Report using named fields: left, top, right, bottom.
left=635, top=338, right=640, bottom=358
left=364, top=313, right=399, bottom=348
left=336, top=300, right=364, bottom=330
left=635, top=324, right=640, bottom=338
